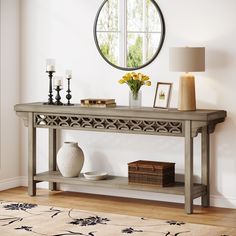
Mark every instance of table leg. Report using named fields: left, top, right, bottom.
left=28, top=112, right=36, bottom=196
left=201, top=126, right=210, bottom=207
left=49, top=128, right=57, bottom=191
left=184, top=121, right=193, bottom=214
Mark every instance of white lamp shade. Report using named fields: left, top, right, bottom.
left=169, top=47, right=205, bottom=72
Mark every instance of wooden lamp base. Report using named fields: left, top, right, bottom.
left=178, top=74, right=196, bottom=111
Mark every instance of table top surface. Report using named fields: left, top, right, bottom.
left=15, top=102, right=227, bottom=122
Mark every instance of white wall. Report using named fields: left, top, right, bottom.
left=19, top=0, right=236, bottom=208
left=0, top=0, right=21, bottom=189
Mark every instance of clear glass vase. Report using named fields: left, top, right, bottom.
left=129, top=90, right=142, bottom=108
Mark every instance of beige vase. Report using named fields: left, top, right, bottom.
left=57, top=142, right=84, bottom=178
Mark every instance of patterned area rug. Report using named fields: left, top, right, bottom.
left=0, top=201, right=235, bottom=236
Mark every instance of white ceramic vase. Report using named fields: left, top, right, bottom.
left=57, top=142, right=84, bottom=178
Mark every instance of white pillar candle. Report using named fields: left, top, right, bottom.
left=54, top=76, right=63, bottom=87
left=66, top=70, right=72, bottom=79
left=46, top=65, right=55, bottom=72
left=54, top=80, right=62, bottom=86
left=46, top=58, right=56, bottom=72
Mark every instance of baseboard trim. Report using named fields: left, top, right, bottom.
left=0, top=176, right=27, bottom=191
left=1, top=177, right=235, bottom=209
left=210, top=194, right=236, bottom=209
left=0, top=176, right=25, bottom=191
left=19, top=176, right=28, bottom=187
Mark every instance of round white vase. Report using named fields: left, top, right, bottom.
left=57, top=142, right=84, bottom=178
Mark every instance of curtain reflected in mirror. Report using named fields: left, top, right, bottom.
left=94, top=0, right=165, bottom=70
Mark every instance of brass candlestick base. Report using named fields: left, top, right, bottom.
left=178, top=74, right=196, bottom=111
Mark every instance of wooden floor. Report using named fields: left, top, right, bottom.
left=0, top=187, right=235, bottom=229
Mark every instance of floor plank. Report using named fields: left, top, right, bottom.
left=0, top=187, right=235, bottom=229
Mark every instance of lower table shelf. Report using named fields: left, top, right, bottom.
left=34, top=171, right=206, bottom=199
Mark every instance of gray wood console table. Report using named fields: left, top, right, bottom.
left=15, top=102, right=226, bottom=214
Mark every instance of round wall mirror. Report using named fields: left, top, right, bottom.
left=94, top=0, right=165, bottom=71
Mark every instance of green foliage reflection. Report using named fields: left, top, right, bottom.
left=127, top=36, right=143, bottom=68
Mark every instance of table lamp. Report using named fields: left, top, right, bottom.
left=169, top=47, right=205, bottom=111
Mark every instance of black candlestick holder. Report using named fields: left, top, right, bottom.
left=44, top=71, right=55, bottom=105
left=54, top=86, right=63, bottom=105
left=65, top=78, right=73, bottom=106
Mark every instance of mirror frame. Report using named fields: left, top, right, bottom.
left=93, top=0, right=166, bottom=71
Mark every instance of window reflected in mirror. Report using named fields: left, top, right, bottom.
left=94, top=0, right=165, bottom=70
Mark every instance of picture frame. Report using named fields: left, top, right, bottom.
left=153, top=82, right=172, bottom=109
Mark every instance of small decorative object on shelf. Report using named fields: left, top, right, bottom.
left=65, top=70, right=73, bottom=106
left=153, top=82, right=172, bottom=109
left=128, top=160, right=175, bottom=187
left=83, top=171, right=108, bottom=180
left=57, top=142, right=84, bottom=178
left=80, top=98, right=116, bottom=108
left=119, top=72, right=151, bottom=108
left=45, top=58, right=56, bottom=105
left=54, top=76, right=63, bottom=106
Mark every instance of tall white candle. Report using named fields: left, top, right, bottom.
left=46, top=58, right=56, bottom=72
left=46, top=65, right=55, bottom=72
left=66, top=70, right=72, bottom=79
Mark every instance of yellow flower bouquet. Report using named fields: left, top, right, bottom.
left=118, top=72, right=151, bottom=100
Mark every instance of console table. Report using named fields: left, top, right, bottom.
left=15, top=102, right=226, bottom=214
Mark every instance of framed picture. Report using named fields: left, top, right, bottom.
left=153, top=82, right=172, bottom=109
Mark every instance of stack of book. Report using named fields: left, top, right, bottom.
left=80, top=98, right=116, bottom=108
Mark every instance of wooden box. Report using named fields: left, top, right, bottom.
left=128, top=160, right=175, bottom=187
